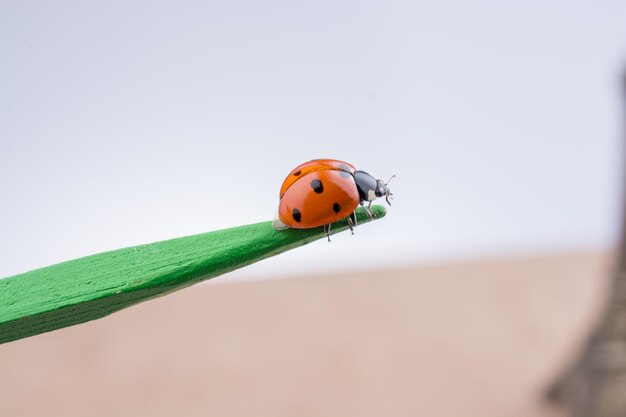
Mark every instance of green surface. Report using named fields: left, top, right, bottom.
left=0, top=206, right=386, bottom=345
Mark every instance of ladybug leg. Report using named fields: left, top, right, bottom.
left=348, top=211, right=357, bottom=235
left=323, top=223, right=332, bottom=242
left=363, top=202, right=375, bottom=219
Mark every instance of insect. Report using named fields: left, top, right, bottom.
left=272, top=159, right=394, bottom=241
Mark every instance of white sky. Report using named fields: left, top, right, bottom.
left=1, top=1, right=625, bottom=281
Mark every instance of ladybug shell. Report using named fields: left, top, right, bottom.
left=278, top=164, right=360, bottom=229
left=279, top=159, right=357, bottom=199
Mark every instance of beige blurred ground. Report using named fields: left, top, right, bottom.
left=0, top=250, right=613, bottom=417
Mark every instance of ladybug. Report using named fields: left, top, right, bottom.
left=272, top=159, right=394, bottom=241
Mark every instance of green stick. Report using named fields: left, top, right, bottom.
left=0, top=206, right=386, bottom=344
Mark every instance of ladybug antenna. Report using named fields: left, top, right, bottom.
left=384, top=175, right=395, bottom=206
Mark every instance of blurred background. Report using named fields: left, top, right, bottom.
left=0, top=1, right=625, bottom=416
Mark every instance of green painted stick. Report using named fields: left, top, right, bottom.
left=0, top=206, right=386, bottom=345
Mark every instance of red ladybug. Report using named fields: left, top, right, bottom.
left=272, top=159, right=394, bottom=240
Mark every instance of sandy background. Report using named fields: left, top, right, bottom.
left=0, top=250, right=611, bottom=417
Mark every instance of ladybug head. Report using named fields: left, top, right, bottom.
left=376, top=175, right=395, bottom=206
left=354, top=171, right=395, bottom=206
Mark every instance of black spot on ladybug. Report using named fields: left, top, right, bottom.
left=293, top=170, right=302, bottom=176
left=333, top=203, right=341, bottom=213
left=292, top=208, right=302, bottom=222
left=311, top=179, right=324, bottom=193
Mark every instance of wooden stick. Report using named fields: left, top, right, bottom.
left=0, top=205, right=386, bottom=345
